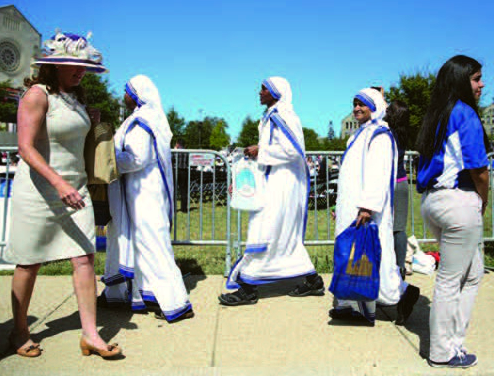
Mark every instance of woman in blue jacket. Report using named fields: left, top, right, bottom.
left=416, top=55, right=489, bottom=369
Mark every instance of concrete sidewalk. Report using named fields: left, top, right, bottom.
left=0, top=273, right=493, bottom=375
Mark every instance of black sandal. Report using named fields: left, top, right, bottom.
left=218, top=288, right=259, bottom=306
left=155, top=309, right=195, bottom=323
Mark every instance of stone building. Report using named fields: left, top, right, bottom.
left=340, top=112, right=358, bottom=139
left=0, top=5, right=41, bottom=89
left=0, top=5, right=40, bottom=130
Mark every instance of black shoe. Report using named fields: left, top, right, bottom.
left=400, top=267, right=406, bottom=281
left=329, top=307, right=375, bottom=326
left=218, top=288, right=259, bottom=306
left=396, top=285, right=420, bottom=325
left=155, top=309, right=195, bottom=323
left=97, top=292, right=128, bottom=310
left=96, top=293, right=109, bottom=308
left=288, top=275, right=325, bottom=297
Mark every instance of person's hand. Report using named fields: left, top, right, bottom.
left=356, top=208, right=372, bottom=227
left=55, top=179, right=85, bottom=210
left=87, top=107, right=101, bottom=126
left=244, top=145, right=259, bottom=158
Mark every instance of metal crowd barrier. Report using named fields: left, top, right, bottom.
left=1, top=147, right=493, bottom=273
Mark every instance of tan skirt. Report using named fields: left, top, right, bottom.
left=4, top=162, right=95, bottom=265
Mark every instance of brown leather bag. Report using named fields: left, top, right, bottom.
left=84, top=122, right=119, bottom=226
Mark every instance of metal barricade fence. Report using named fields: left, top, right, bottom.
left=1, top=147, right=493, bottom=273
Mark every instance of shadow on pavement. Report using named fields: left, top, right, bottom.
left=257, top=277, right=306, bottom=299
left=0, top=315, right=39, bottom=361
left=378, top=294, right=432, bottom=359
left=28, top=309, right=137, bottom=350
left=177, top=259, right=207, bottom=292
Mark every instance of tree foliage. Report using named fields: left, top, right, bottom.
left=385, top=72, right=436, bottom=148
left=183, top=116, right=229, bottom=149
left=0, top=80, right=18, bottom=124
left=82, top=73, right=121, bottom=127
left=167, top=107, right=186, bottom=146
left=209, top=120, right=230, bottom=150
left=303, top=127, right=321, bottom=151
left=237, top=116, right=259, bottom=147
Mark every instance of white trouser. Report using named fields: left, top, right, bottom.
left=421, top=188, right=484, bottom=362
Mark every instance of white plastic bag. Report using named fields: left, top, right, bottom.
left=412, top=251, right=436, bottom=275
left=407, top=235, right=436, bottom=275
left=231, top=157, right=265, bottom=211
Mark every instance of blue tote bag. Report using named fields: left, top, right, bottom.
left=329, top=221, right=382, bottom=302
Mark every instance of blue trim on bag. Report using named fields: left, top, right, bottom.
left=269, top=111, right=310, bottom=239
left=244, top=243, right=268, bottom=254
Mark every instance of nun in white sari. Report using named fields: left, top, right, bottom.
left=329, top=88, right=419, bottom=326
left=219, top=77, right=324, bottom=306
left=100, top=75, right=193, bottom=322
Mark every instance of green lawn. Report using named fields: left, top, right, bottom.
left=2, top=190, right=493, bottom=276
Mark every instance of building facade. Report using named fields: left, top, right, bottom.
left=0, top=5, right=41, bottom=89
left=340, top=112, right=358, bottom=139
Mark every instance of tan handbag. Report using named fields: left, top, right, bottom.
left=84, top=122, right=119, bottom=184
left=84, top=122, right=119, bottom=226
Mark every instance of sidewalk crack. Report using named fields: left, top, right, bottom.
left=29, top=291, right=74, bottom=332
left=210, top=278, right=222, bottom=367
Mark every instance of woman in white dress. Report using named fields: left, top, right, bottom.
left=6, top=32, right=121, bottom=359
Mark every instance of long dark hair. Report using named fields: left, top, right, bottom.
left=24, top=64, right=86, bottom=105
left=416, top=55, right=489, bottom=158
left=384, top=100, right=410, bottom=150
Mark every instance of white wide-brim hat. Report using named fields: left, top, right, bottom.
left=32, top=31, right=108, bottom=73
left=32, top=56, right=107, bottom=73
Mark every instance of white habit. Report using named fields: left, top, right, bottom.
left=101, top=75, right=191, bottom=321
left=334, top=88, right=407, bottom=320
left=227, top=77, right=316, bottom=288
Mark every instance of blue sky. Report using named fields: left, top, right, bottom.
left=6, top=0, right=494, bottom=140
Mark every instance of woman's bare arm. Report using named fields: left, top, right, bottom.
left=470, top=166, right=489, bottom=215
left=17, top=87, right=85, bottom=210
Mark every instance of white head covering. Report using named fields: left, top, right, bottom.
left=354, top=88, right=388, bottom=127
left=115, top=74, right=174, bottom=221
left=124, top=75, right=173, bottom=143
left=261, top=76, right=305, bottom=153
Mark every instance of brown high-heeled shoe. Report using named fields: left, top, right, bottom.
left=9, top=332, right=42, bottom=358
left=80, top=337, right=122, bottom=359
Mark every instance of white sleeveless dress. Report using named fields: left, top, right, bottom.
left=5, top=84, right=95, bottom=264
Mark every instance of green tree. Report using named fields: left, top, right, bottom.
left=303, top=127, right=320, bottom=151
left=385, top=72, right=436, bottom=148
left=0, top=80, right=18, bottom=125
left=183, top=116, right=225, bottom=149
left=320, top=136, right=349, bottom=151
left=82, top=73, right=121, bottom=127
left=209, top=120, right=230, bottom=150
left=167, top=107, right=186, bottom=145
left=237, top=116, right=259, bottom=147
